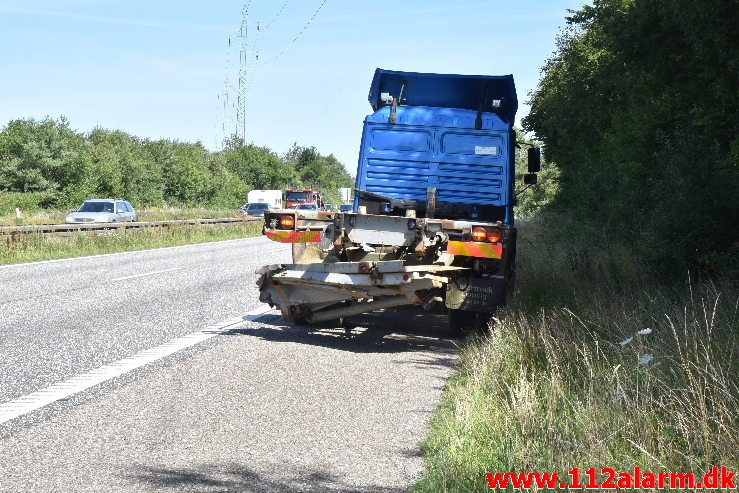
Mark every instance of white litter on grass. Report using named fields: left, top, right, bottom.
left=618, top=328, right=653, bottom=346
left=638, top=354, right=654, bottom=365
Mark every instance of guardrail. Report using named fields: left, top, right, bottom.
left=0, top=217, right=261, bottom=238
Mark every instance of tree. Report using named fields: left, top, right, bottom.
left=281, top=143, right=354, bottom=204
left=223, top=143, right=296, bottom=191
left=513, top=129, right=559, bottom=217
left=0, top=117, right=86, bottom=196
left=523, top=0, right=738, bottom=275
left=0, top=120, right=354, bottom=213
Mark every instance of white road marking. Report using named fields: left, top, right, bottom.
left=112, top=267, right=181, bottom=282
left=0, top=305, right=274, bottom=425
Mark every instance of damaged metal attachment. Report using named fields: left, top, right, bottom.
left=256, top=260, right=468, bottom=324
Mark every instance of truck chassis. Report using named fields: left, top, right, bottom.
left=256, top=209, right=515, bottom=330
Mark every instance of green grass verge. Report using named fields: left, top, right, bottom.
left=0, top=221, right=263, bottom=265
left=134, top=207, right=242, bottom=221
left=413, top=215, right=738, bottom=492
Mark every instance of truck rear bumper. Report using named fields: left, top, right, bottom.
left=265, top=230, right=321, bottom=243
left=256, top=261, right=468, bottom=324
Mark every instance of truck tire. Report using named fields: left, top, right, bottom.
left=448, top=309, right=494, bottom=334
left=505, top=237, right=517, bottom=301
left=449, top=309, right=478, bottom=334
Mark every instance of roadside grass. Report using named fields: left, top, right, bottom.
left=135, top=207, right=241, bottom=221
left=413, top=215, right=738, bottom=492
left=0, top=209, right=64, bottom=225
left=0, top=207, right=241, bottom=226
left=0, top=221, right=263, bottom=265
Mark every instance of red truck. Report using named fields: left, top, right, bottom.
left=285, top=189, right=324, bottom=209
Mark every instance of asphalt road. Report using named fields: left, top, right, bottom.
left=0, top=237, right=458, bottom=492
left=0, top=236, right=285, bottom=404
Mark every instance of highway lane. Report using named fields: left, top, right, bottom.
left=0, top=237, right=458, bottom=491
left=0, top=236, right=290, bottom=403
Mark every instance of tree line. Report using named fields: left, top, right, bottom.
left=523, top=0, right=738, bottom=276
left=0, top=116, right=354, bottom=213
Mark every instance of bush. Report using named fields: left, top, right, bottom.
left=0, top=191, right=58, bottom=216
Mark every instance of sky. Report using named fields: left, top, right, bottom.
left=0, top=0, right=586, bottom=172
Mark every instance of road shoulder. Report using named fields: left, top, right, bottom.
left=0, top=310, right=457, bottom=492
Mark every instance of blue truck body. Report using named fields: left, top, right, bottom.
left=354, top=69, right=518, bottom=224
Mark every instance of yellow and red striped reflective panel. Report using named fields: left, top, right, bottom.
left=266, top=230, right=321, bottom=243
left=446, top=241, right=502, bottom=259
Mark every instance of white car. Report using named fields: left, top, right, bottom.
left=65, top=199, right=137, bottom=224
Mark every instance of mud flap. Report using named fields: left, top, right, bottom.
left=445, top=275, right=506, bottom=313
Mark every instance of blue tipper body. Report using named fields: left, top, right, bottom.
left=354, top=69, right=518, bottom=225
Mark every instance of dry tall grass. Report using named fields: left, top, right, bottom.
left=414, top=216, right=738, bottom=492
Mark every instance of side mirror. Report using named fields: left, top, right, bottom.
left=524, top=173, right=538, bottom=185
left=527, top=148, right=541, bottom=173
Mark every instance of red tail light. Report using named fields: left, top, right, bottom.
left=470, top=226, right=502, bottom=243
left=486, top=227, right=501, bottom=243
left=471, top=227, right=487, bottom=242
left=279, top=215, right=295, bottom=229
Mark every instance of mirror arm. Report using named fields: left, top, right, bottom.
left=515, top=183, right=535, bottom=199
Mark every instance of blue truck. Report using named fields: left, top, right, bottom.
left=256, top=69, right=540, bottom=331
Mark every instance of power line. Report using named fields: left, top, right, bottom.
left=262, top=0, right=290, bottom=32
left=238, top=0, right=291, bottom=141
left=216, top=0, right=327, bottom=147
left=259, top=0, right=329, bottom=64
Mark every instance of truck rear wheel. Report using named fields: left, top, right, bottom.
left=448, top=309, right=492, bottom=334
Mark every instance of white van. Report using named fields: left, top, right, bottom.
left=246, top=190, right=282, bottom=208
